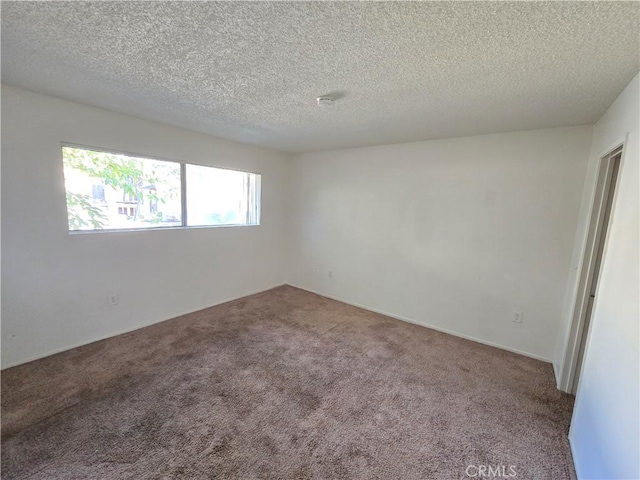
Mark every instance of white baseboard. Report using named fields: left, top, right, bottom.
left=553, top=361, right=563, bottom=389
left=4, top=282, right=552, bottom=369
left=568, top=434, right=581, bottom=479
left=287, top=283, right=552, bottom=363
left=1, top=283, right=286, bottom=370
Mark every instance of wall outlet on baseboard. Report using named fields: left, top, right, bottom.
left=512, top=311, right=523, bottom=323
left=108, top=293, right=119, bottom=306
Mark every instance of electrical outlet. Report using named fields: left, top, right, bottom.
left=313, top=266, right=319, bottom=275
left=513, top=311, right=523, bottom=323
left=328, top=270, right=333, bottom=278
left=108, top=293, right=119, bottom=306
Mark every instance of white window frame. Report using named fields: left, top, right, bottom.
left=61, top=142, right=262, bottom=234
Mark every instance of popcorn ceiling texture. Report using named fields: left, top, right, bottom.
left=1, top=1, right=638, bottom=152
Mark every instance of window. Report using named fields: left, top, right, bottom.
left=62, top=145, right=261, bottom=232
left=186, top=164, right=259, bottom=226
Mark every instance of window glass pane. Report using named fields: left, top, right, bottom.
left=62, top=146, right=182, bottom=231
left=186, top=164, right=260, bottom=227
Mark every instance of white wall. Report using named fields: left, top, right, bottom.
left=1, top=85, right=290, bottom=368
left=568, top=75, right=639, bottom=480
left=287, top=126, right=593, bottom=361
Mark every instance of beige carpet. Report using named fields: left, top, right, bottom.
left=1, top=286, right=575, bottom=479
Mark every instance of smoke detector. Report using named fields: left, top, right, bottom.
left=316, top=96, right=334, bottom=107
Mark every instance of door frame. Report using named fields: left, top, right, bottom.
left=558, top=138, right=626, bottom=394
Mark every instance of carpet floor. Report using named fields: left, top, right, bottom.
left=1, top=286, right=575, bottom=479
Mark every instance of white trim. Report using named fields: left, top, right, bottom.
left=569, top=434, right=581, bottom=479
left=61, top=142, right=262, bottom=235
left=288, top=284, right=552, bottom=363
left=1, top=284, right=286, bottom=370
left=4, top=281, right=553, bottom=370
left=557, top=137, right=627, bottom=393
left=68, top=223, right=260, bottom=235
left=181, top=161, right=188, bottom=226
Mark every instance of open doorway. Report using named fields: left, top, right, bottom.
left=559, top=144, right=623, bottom=394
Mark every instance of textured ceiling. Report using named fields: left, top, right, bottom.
left=2, top=2, right=639, bottom=153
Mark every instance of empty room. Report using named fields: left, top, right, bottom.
left=1, top=2, right=638, bottom=479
